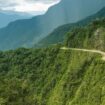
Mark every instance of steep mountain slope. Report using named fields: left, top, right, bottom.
left=0, top=12, right=31, bottom=28
left=0, top=46, right=105, bottom=105
left=65, top=18, right=105, bottom=51
left=37, top=7, right=105, bottom=47
left=1, top=0, right=105, bottom=50
left=0, top=18, right=105, bottom=104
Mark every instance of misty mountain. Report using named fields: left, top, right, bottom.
left=0, top=0, right=105, bottom=50
left=0, top=12, right=31, bottom=28
left=36, top=7, right=105, bottom=47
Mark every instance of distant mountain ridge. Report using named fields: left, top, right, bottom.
left=0, top=12, right=31, bottom=28
left=0, top=0, right=105, bottom=50
left=36, top=7, right=105, bottom=47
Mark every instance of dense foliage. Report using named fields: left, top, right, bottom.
left=0, top=45, right=105, bottom=105
left=65, top=18, right=105, bottom=51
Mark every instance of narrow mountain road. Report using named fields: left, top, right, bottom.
left=61, top=47, right=105, bottom=61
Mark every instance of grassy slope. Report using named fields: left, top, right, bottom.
left=0, top=46, right=105, bottom=105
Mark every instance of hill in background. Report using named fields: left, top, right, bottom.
left=0, top=0, right=105, bottom=50
left=0, top=12, right=31, bottom=28
left=36, top=7, right=105, bottom=47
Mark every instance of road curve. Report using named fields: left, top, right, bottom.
left=61, top=47, right=105, bottom=61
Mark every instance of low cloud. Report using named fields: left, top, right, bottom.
left=0, top=0, right=60, bottom=15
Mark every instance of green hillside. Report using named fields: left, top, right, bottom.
left=0, top=18, right=105, bottom=105
left=0, top=46, right=105, bottom=105
left=65, top=18, right=105, bottom=51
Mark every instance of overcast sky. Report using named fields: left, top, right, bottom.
left=0, top=0, right=61, bottom=15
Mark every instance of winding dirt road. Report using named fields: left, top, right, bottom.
left=61, top=47, right=105, bottom=61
